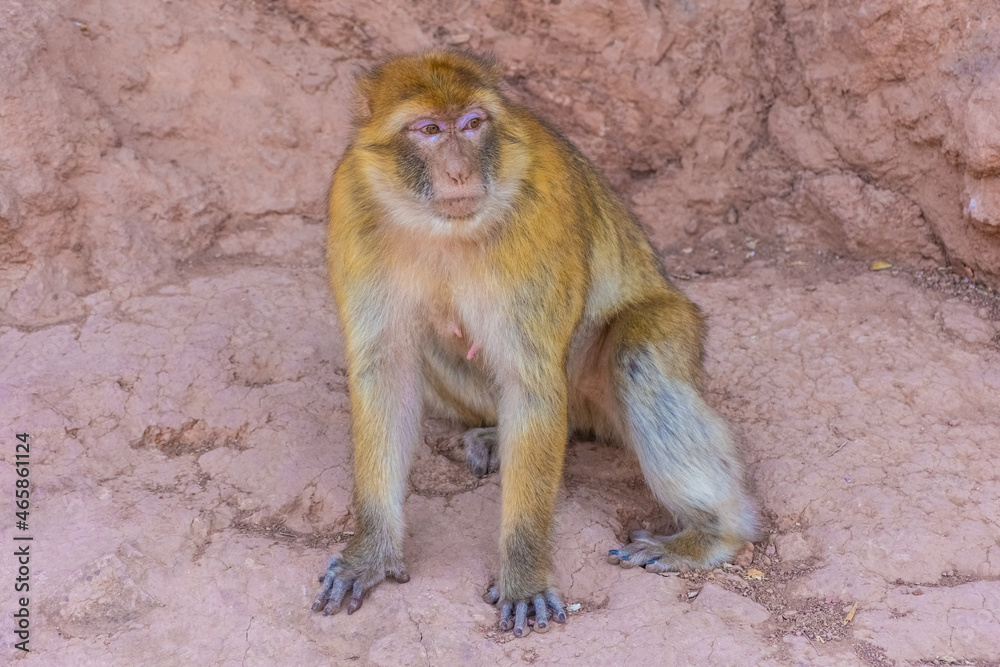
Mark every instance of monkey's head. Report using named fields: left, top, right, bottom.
left=351, top=52, right=521, bottom=234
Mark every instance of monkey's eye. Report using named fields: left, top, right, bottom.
left=420, top=124, right=441, bottom=135
left=458, top=111, right=486, bottom=133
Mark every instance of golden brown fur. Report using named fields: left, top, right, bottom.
left=312, top=51, right=757, bottom=636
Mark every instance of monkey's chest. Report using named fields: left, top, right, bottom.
left=427, top=299, right=483, bottom=362
left=393, top=247, right=499, bottom=364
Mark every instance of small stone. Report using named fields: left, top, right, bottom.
left=774, top=533, right=812, bottom=562
left=733, top=541, right=755, bottom=567
left=951, top=263, right=974, bottom=280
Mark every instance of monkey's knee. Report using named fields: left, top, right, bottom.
left=463, top=427, right=499, bottom=478
left=607, top=295, right=706, bottom=388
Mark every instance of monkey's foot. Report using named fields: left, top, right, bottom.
left=606, top=529, right=713, bottom=573
left=311, top=554, right=410, bottom=616
left=463, top=427, right=499, bottom=478
left=483, top=585, right=567, bottom=637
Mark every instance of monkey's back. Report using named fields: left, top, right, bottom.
left=507, top=104, right=694, bottom=331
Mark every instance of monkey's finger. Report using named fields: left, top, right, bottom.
left=347, top=580, right=365, bottom=615
left=533, top=596, right=549, bottom=632
left=499, top=601, right=514, bottom=631
left=482, top=586, right=501, bottom=605
left=644, top=558, right=672, bottom=574
left=545, top=591, right=567, bottom=624
left=321, top=578, right=350, bottom=616
left=610, top=547, right=639, bottom=566
left=513, top=601, right=530, bottom=637
left=311, top=572, right=337, bottom=610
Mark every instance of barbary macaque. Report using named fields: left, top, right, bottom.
left=312, top=51, right=757, bottom=637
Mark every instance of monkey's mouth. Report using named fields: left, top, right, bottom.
left=434, top=196, right=483, bottom=219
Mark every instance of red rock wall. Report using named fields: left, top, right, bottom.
left=2, top=0, right=998, bottom=326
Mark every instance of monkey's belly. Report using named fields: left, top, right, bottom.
left=423, top=318, right=497, bottom=426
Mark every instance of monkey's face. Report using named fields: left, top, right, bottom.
left=351, top=52, right=521, bottom=237
left=396, top=107, right=497, bottom=221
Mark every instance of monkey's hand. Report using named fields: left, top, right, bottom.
left=482, top=585, right=567, bottom=637
left=311, top=550, right=410, bottom=616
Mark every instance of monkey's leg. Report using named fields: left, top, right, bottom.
left=422, top=341, right=500, bottom=477
left=481, top=378, right=570, bottom=636
left=605, top=302, right=757, bottom=572
left=312, top=307, right=422, bottom=616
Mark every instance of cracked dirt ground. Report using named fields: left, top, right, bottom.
left=2, top=215, right=999, bottom=665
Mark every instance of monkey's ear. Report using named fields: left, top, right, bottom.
left=468, top=49, right=506, bottom=87
left=351, top=67, right=377, bottom=124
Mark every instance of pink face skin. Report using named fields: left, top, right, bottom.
left=407, top=109, right=491, bottom=220
left=411, top=110, right=485, bottom=138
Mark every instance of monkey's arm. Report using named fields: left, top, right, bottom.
left=486, top=367, right=569, bottom=635
left=476, top=263, right=582, bottom=634
left=312, top=277, right=422, bottom=615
